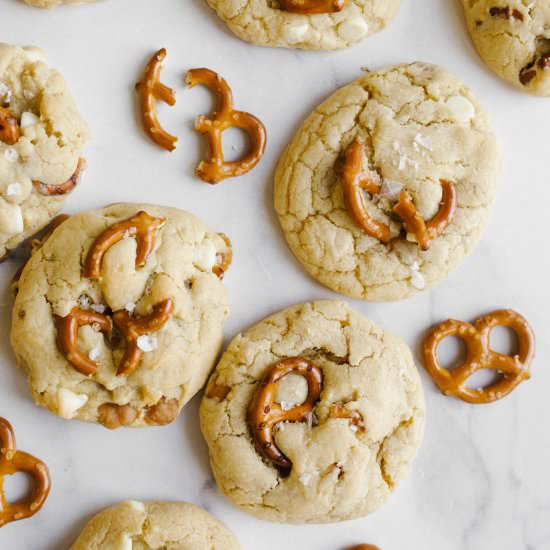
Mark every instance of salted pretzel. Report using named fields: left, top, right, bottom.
left=329, top=403, right=365, bottom=432
left=212, top=233, right=233, bottom=279
left=0, top=418, right=51, bottom=527
left=393, top=179, right=457, bottom=250
left=186, top=68, right=267, bottom=184
left=32, top=158, right=87, bottom=196
left=423, top=309, right=535, bottom=404
left=112, top=298, right=174, bottom=376
left=0, top=107, right=20, bottom=145
left=341, top=139, right=457, bottom=249
left=136, top=48, right=178, bottom=152
left=56, top=307, right=113, bottom=376
left=278, top=0, right=346, bottom=14
left=84, top=211, right=166, bottom=280
left=247, top=357, right=323, bottom=475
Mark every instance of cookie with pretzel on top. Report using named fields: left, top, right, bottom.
left=10, top=203, right=232, bottom=429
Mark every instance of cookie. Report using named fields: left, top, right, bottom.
left=69, top=501, right=241, bottom=550
left=206, top=0, right=402, bottom=50
left=0, top=43, right=89, bottom=259
left=10, top=203, right=232, bottom=429
left=274, top=62, right=501, bottom=301
left=463, top=1, right=550, bottom=96
left=23, top=0, right=95, bottom=7
left=200, top=300, right=425, bottom=523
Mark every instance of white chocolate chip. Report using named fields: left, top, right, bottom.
left=4, top=149, right=18, bottom=163
left=115, top=533, right=133, bottom=550
left=137, top=334, right=156, bottom=352
left=338, top=18, right=369, bottom=41
left=379, top=179, right=403, bottom=198
left=193, top=240, right=217, bottom=271
left=5, top=182, right=22, bottom=197
left=410, top=262, right=426, bottom=290
left=57, top=388, right=88, bottom=419
left=20, top=112, right=40, bottom=128
left=0, top=200, right=23, bottom=235
left=283, top=23, right=309, bottom=43
left=126, top=500, right=145, bottom=512
left=445, top=96, right=475, bottom=123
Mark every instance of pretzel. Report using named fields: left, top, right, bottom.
left=84, top=211, right=166, bottom=280
left=112, top=298, right=174, bottom=376
left=347, top=545, right=381, bottom=550
left=329, top=403, right=365, bottom=432
left=32, top=158, right=87, bottom=196
left=341, top=140, right=457, bottom=249
left=135, top=48, right=178, bottom=152
left=0, top=418, right=51, bottom=527
left=423, top=309, right=535, bottom=404
left=212, top=233, right=233, bottom=279
left=56, top=307, right=113, bottom=376
left=393, top=179, right=457, bottom=250
left=247, top=357, right=323, bottom=475
left=341, top=139, right=390, bottom=243
left=186, top=68, right=267, bottom=184
left=0, top=107, right=20, bottom=145
left=278, top=0, right=346, bottom=14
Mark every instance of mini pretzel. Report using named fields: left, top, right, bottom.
left=56, top=307, right=113, bottom=376
left=278, top=0, right=346, bottom=14
left=135, top=48, right=178, bottom=152
left=329, top=403, right=365, bottom=432
left=212, top=233, right=233, bottom=279
left=341, top=139, right=390, bottom=243
left=32, top=158, right=87, bottom=196
left=247, top=357, right=323, bottom=475
left=393, top=179, right=457, bottom=250
left=0, top=418, right=51, bottom=527
left=0, top=107, right=20, bottom=145
left=186, top=68, right=267, bottom=184
left=423, top=309, right=535, bottom=404
left=84, top=211, right=166, bottom=280
left=112, top=298, right=174, bottom=376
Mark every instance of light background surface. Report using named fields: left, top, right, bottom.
left=0, top=0, right=549, bottom=549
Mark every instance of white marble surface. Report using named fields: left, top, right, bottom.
left=1, top=0, right=549, bottom=548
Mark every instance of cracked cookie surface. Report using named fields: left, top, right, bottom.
left=206, top=0, right=401, bottom=50
left=274, top=62, right=500, bottom=301
left=10, top=203, right=230, bottom=428
left=463, top=0, right=550, bottom=95
left=0, top=44, right=89, bottom=258
left=200, top=300, right=425, bottom=523
left=69, top=500, right=241, bottom=549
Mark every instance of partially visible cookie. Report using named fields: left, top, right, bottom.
left=0, top=43, right=89, bottom=259
left=23, top=0, right=96, bottom=7
left=200, top=300, right=425, bottom=523
left=463, top=1, right=550, bottom=96
left=206, top=0, right=402, bottom=50
left=69, top=501, right=241, bottom=550
left=10, top=203, right=231, bottom=428
left=275, top=62, right=501, bottom=301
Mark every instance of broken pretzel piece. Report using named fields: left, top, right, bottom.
left=32, top=158, right=87, bottom=196
left=213, top=233, right=233, bottom=279
left=0, top=107, right=20, bottom=145
left=186, top=68, right=267, bottom=184
left=279, top=0, right=347, bottom=15
left=136, top=48, right=178, bottom=152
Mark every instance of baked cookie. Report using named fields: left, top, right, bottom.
left=23, top=0, right=96, bottom=7
left=463, top=1, right=550, bottom=96
left=10, top=203, right=232, bottom=429
left=274, top=62, right=500, bottom=301
left=69, top=501, right=241, bottom=549
left=0, top=43, right=89, bottom=259
left=200, top=300, right=425, bottom=523
left=206, top=0, right=402, bottom=50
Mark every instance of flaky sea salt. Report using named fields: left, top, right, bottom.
left=90, top=303, right=106, bottom=314
left=4, top=149, right=18, bottom=163
left=137, top=334, right=156, bottom=352
left=379, top=179, right=403, bottom=198
left=5, top=182, right=22, bottom=197
left=125, top=302, right=136, bottom=313
left=77, top=295, right=91, bottom=308
left=88, top=346, right=101, bottom=361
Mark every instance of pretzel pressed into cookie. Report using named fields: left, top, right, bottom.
left=329, top=403, right=366, bottom=432
left=341, top=139, right=457, bottom=250
left=0, top=418, right=51, bottom=527
left=186, top=68, right=267, bottom=184
left=32, top=158, right=87, bottom=196
left=56, top=307, right=113, bottom=376
left=0, top=107, right=20, bottom=145
left=278, top=0, right=347, bottom=15
left=212, top=233, right=233, bottom=279
left=423, top=309, right=535, bottom=404
left=112, top=298, right=174, bottom=376
left=84, top=211, right=166, bottom=280
left=136, top=48, right=178, bottom=152
left=247, top=357, right=323, bottom=475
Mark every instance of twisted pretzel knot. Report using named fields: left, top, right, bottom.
left=278, top=0, right=347, bottom=14
left=136, top=48, right=178, bottom=152
left=247, top=357, right=323, bottom=475
left=84, top=211, right=166, bottom=280
left=32, top=158, right=87, bottom=197
left=341, top=139, right=457, bottom=250
left=423, top=309, right=535, bottom=404
left=0, top=107, right=20, bottom=145
left=186, top=68, right=267, bottom=184
left=0, top=418, right=51, bottom=527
